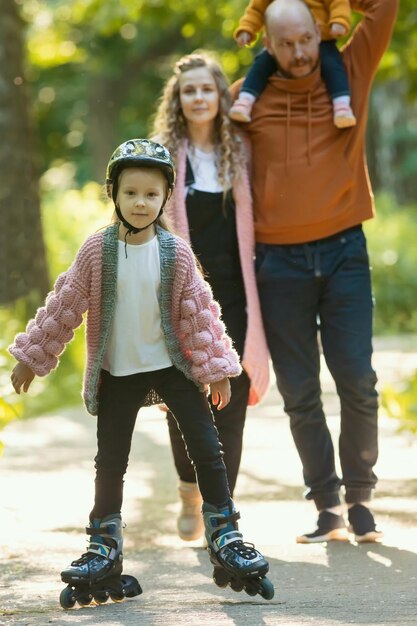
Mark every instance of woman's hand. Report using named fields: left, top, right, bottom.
left=11, top=362, right=35, bottom=394
left=209, top=377, right=231, bottom=410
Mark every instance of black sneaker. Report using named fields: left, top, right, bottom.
left=347, top=504, right=383, bottom=543
left=296, top=511, right=349, bottom=544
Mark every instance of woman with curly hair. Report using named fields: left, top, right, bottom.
left=152, top=52, right=270, bottom=542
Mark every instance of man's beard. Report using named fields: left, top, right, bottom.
left=275, top=57, right=319, bottom=79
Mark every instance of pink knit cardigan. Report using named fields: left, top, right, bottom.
left=165, top=139, right=270, bottom=405
left=9, top=224, right=241, bottom=415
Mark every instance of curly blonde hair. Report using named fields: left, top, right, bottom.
left=152, top=52, right=245, bottom=188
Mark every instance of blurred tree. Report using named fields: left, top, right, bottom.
left=0, top=0, right=49, bottom=306
left=364, top=0, right=417, bottom=202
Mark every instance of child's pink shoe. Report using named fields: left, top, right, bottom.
left=333, top=103, right=357, bottom=129
left=229, top=97, right=254, bottom=123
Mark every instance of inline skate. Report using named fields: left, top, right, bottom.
left=203, top=501, right=274, bottom=600
left=59, top=514, right=142, bottom=609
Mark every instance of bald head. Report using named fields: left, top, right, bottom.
left=263, top=0, right=321, bottom=79
left=265, top=0, right=315, bottom=34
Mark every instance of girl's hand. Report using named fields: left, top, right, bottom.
left=330, top=22, right=347, bottom=38
left=210, top=378, right=231, bottom=410
left=236, top=31, right=253, bottom=47
left=11, top=362, right=35, bottom=394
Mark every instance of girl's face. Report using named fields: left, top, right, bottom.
left=179, top=67, right=220, bottom=128
left=116, top=167, right=166, bottom=241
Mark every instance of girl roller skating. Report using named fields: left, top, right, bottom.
left=9, top=138, right=274, bottom=608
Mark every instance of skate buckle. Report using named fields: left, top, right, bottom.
left=210, top=511, right=240, bottom=527
left=214, top=531, right=242, bottom=550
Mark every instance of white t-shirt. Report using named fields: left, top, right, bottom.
left=102, top=236, right=172, bottom=376
left=186, top=146, right=224, bottom=193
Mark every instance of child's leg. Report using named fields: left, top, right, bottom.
left=166, top=372, right=249, bottom=494
left=320, top=40, right=356, bottom=129
left=155, top=367, right=273, bottom=598
left=91, top=370, right=149, bottom=519
left=230, top=49, right=277, bottom=123
left=60, top=370, right=148, bottom=599
left=166, top=372, right=249, bottom=540
left=155, top=367, right=230, bottom=506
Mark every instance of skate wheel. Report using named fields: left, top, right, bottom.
left=110, top=589, right=126, bottom=602
left=213, top=566, right=230, bottom=588
left=77, top=592, right=93, bottom=606
left=259, top=577, right=274, bottom=600
left=93, top=590, right=109, bottom=604
left=230, top=578, right=244, bottom=592
left=243, top=580, right=258, bottom=596
left=59, top=586, right=76, bottom=610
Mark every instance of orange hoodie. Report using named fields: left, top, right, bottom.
left=232, top=0, right=398, bottom=245
left=234, top=0, right=352, bottom=41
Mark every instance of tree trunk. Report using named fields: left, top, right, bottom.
left=0, top=0, right=49, bottom=305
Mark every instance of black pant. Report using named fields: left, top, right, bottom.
left=90, top=367, right=231, bottom=520
left=242, top=43, right=350, bottom=99
left=166, top=277, right=250, bottom=496
left=255, top=227, right=378, bottom=510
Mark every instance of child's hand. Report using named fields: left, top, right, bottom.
left=236, top=31, right=253, bottom=47
left=11, top=362, right=35, bottom=394
left=330, top=22, right=347, bottom=38
left=210, top=378, right=231, bottom=410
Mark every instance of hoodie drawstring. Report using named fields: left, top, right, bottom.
left=286, top=93, right=291, bottom=169
left=284, top=91, right=313, bottom=167
left=307, top=91, right=312, bottom=166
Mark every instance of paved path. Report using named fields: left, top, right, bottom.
left=1, top=337, right=417, bottom=626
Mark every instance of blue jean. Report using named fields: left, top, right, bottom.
left=255, top=227, right=378, bottom=510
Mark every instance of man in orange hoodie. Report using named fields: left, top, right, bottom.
left=232, top=0, right=398, bottom=543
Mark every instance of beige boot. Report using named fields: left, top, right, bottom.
left=177, top=480, right=204, bottom=541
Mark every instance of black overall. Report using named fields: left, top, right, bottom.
left=166, top=159, right=250, bottom=495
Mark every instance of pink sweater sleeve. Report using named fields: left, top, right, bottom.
left=9, top=241, right=92, bottom=376
left=175, top=243, right=242, bottom=384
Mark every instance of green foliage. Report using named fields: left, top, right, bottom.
left=368, top=193, right=417, bottom=436
left=0, top=348, right=23, bottom=456
left=382, top=375, right=417, bottom=434
left=365, top=194, right=417, bottom=334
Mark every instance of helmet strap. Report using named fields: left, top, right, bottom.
left=114, top=203, right=165, bottom=259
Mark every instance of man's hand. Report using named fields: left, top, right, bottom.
left=11, top=362, right=35, bottom=394
left=210, top=377, right=231, bottom=410
left=330, top=22, right=348, bottom=38
left=236, top=31, right=253, bottom=47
